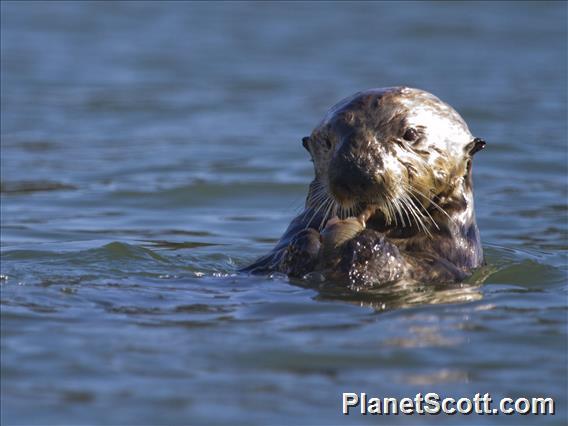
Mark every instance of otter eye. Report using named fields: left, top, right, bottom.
left=403, top=128, right=418, bottom=142
left=322, top=139, right=332, bottom=150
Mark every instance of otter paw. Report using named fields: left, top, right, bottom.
left=338, top=229, right=405, bottom=288
left=280, top=228, right=321, bottom=277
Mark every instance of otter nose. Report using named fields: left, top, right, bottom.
left=329, top=151, right=376, bottom=199
left=329, top=132, right=382, bottom=201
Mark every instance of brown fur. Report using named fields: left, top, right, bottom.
left=242, top=87, right=485, bottom=289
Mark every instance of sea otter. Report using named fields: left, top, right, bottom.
left=241, top=87, right=486, bottom=289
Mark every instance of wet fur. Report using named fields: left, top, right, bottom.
left=242, top=87, right=484, bottom=289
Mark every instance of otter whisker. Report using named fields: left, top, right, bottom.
left=386, top=193, right=398, bottom=227
left=399, top=196, right=414, bottom=230
left=311, top=196, right=331, bottom=230
left=401, top=193, right=433, bottom=238
left=380, top=190, right=393, bottom=226
left=406, top=189, right=440, bottom=230
left=398, top=195, right=414, bottom=228
left=409, top=196, right=434, bottom=236
left=310, top=189, right=329, bottom=208
left=307, top=193, right=323, bottom=208
left=333, top=202, right=340, bottom=219
left=392, top=197, right=407, bottom=228
left=400, top=186, right=428, bottom=228
left=386, top=193, right=397, bottom=226
left=308, top=186, right=329, bottom=207
left=306, top=193, right=332, bottom=229
left=319, top=198, right=336, bottom=230
left=399, top=195, right=420, bottom=232
left=407, top=185, right=456, bottom=226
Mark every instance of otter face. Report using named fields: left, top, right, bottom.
left=303, top=87, right=484, bottom=233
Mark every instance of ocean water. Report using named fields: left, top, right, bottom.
left=1, top=1, right=566, bottom=425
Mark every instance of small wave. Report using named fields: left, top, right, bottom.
left=1, top=242, right=170, bottom=266
left=88, top=242, right=170, bottom=263
left=0, top=180, right=77, bottom=194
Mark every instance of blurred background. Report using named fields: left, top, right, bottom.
left=1, top=1, right=566, bottom=425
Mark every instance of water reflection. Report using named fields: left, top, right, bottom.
left=403, top=369, right=469, bottom=385
left=293, top=276, right=485, bottom=312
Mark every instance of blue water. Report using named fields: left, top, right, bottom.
left=1, top=2, right=567, bottom=425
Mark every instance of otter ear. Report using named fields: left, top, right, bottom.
left=466, top=137, right=486, bottom=156
left=302, top=136, right=311, bottom=152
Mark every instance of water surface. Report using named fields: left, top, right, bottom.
left=1, top=2, right=567, bottom=425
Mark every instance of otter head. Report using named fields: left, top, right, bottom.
left=302, top=87, right=485, bottom=236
